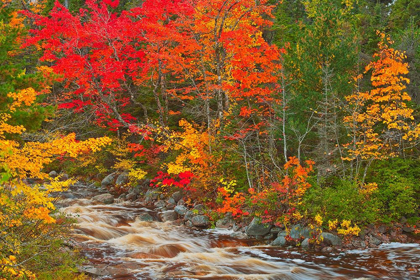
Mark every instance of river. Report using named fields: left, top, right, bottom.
left=58, top=184, right=420, bottom=280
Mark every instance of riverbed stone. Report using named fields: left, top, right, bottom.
left=290, top=224, right=310, bottom=239
left=145, top=189, right=160, bottom=203
left=49, top=170, right=58, bottom=178
left=402, top=226, right=414, bottom=233
left=216, top=216, right=234, bottom=229
left=174, top=205, right=188, bottom=216
left=301, top=238, right=310, bottom=249
left=246, top=218, right=272, bottom=236
left=137, top=212, right=154, bottom=222
left=172, top=191, right=183, bottom=202
left=368, top=235, right=382, bottom=246
left=321, top=232, right=341, bottom=246
left=101, top=173, right=116, bottom=187
left=191, top=215, right=210, bottom=227
left=161, top=210, right=178, bottom=222
left=116, top=172, right=129, bottom=186
left=271, top=236, right=287, bottom=246
left=167, top=197, right=176, bottom=206
left=185, top=210, right=194, bottom=221
left=154, top=200, right=166, bottom=209
left=92, top=193, right=114, bottom=204
left=126, top=193, right=137, bottom=201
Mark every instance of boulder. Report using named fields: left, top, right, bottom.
left=137, top=213, right=154, bottom=222
left=167, top=197, right=176, bottom=206
left=246, top=218, right=272, bottom=236
left=101, top=173, right=116, bottom=187
left=174, top=205, right=188, bottom=216
left=321, top=232, right=341, bottom=246
left=290, top=224, right=310, bottom=239
left=92, top=193, right=114, bottom=204
left=161, top=210, right=178, bottom=222
left=49, top=170, right=58, bottom=178
left=171, top=191, right=184, bottom=202
left=368, top=235, right=381, bottom=246
left=130, top=185, right=141, bottom=195
left=154, top=200, right=166, bottom=209
left=145, top=189, right=160, bottom=203
left=402, top=226, right=414, bottom=233
left=191, top=215, right=210, bottom=227
left=177, top=199, right=185, bottom=206
left=184, top=210, right=194, bottom=221
left=301, top=238, right=310, bottom=249
left=215, top=216, right=234, bottom=229
left=116, top=172, right=129, bottom=186
left=126, top=193, right=137, bottom=201
left=271, top=236, right=287, bottom=246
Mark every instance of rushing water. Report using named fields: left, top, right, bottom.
left=59, top=185, right=420, bottom=280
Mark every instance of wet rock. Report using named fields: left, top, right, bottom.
left=264, top=233, right=274, bottom=240
left=271, top=236, right=287, bottom=246
left=174, top=205, right=188, bottom=216
left=80, top=265, right=109, bottom=276
left=49, top=170, right=58, bottom=178
left=321, top=232, right=341, bottom=246
left=270, top=227, right=282, bottom=235
left=321, top=246, right=333, bottom=253
left=377, top=225, right=387, bottom=234
left=368, top=235, right=382, bottom=246
left=290, top=224, right=310, bottom=239
left=185, top=220, right=193, bottom=227
left=301, top=238, right=310, bottom=249
left=61, top=193, right=76, bottom=199
left=167, top=197, right=176, bottom=206
left=246, top=218, right=272, bottom=236
left=177, top=199, right=185, bottom=205
left=119, top=194, right=127, bottom=200
left=191, top=215, right=210, bottom=227
left=403, top=226, right=414, bottom=233
left=185, top=210, right=194, bottom=221
left=215, top=216, right=234, bottom=229
left=172, top=191, right=183, bottom=202
left=126, top=193, right=137, bottom=201
left=154, top=200, right=166, bottom=209
left=101, top=173, right=116, bottom=187
left=161, top=210, right=178, bottom=222
left=137, top=212, right=154, bottom=222
left=116, top=172, right=129, bottom=186
left=230, top=232, right=247, bottom=239
left=351, top=239, right=366, bottom=248
left=145, top=189, right=160, bottom=203
left=92, top=193, right=114, bottom=204
left=130, top=185, right=141, bottom=195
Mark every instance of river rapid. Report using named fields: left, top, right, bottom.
left=58, top=184, right=420, bottom=280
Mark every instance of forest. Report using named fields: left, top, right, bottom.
left=0, top=0, right=419, bottom=278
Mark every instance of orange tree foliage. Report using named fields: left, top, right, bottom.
left=343, top=33, right=420, bottom=165
left=216, top=157, right=314, bottom=224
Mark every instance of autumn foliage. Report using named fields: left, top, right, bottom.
left=1, top=0, right=419, bottom=274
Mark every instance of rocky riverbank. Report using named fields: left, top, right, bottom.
left=55, top=172, right=419, bottom=255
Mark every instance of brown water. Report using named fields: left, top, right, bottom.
left=59, top=186, right=420, bottom=280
